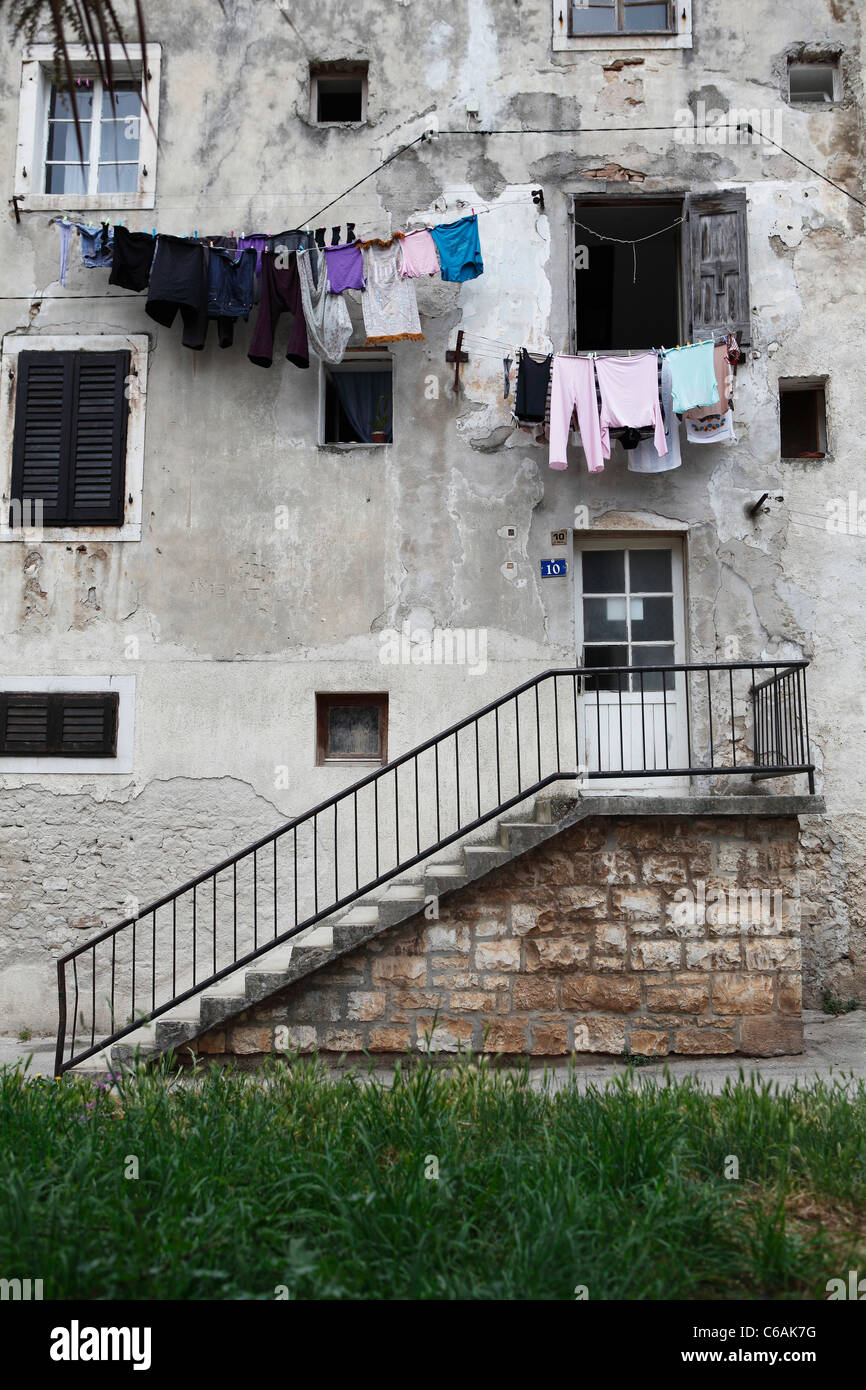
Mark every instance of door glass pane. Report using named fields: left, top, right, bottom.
left=584, top=646, right=629, bottom=691
left=624, top=3, right=670, bottom=29
left=630, top=596, right=674, bottom=641
left=328, top=705, right=380, bottom=758
left=584, top=597, right=627, bottom=642
left=629, top=548, right=672, bottom=591
left=582, top=549, right=625, bottom=593
left=632, top=646, right=676, bottom=691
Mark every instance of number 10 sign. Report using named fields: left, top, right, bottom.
left=540, top=558, right=568, bottom=578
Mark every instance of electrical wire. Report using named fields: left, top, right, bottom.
left=18, top=118, right=863, bottom=239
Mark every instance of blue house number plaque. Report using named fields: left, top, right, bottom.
left=540, top=558, right=568, bottom=578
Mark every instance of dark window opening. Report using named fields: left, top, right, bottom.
left=324, top=360, right=393, bottom=444
left=10, top=350, right=129, bottom=526
left=788, top=60, right=839, bottom=104
left=779, top=381, right=827, bottom=458
left=0, top=692, right=119, bottom=756
left=312, top=66, right=367, bottom=123
left=569, top=0, right=673, bottom=36
left=316, top=693, right=388, bottom=765
left=572, top=190, right=751, bottom=350
left=573, top=203, right=681, bottom=350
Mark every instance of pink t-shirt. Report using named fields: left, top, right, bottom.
left=398, top=228, right=440, bottom=278
left=595, top=354, right=667, bottom=462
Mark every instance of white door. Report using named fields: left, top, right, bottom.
left=574, top=538, right=688, bottom=791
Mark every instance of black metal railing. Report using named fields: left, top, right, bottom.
left=54, top=660, right=813, bottom=1074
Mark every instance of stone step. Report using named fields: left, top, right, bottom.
left=337, top=904, right=380, bottom=926
left=499, top=821, right=552, bottom=853
left=424, top=864, right=468, bottom=898
left=463, top=844, right=512, bottom=879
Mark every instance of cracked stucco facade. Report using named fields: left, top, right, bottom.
left=0, top=0, right=864, bottom=1032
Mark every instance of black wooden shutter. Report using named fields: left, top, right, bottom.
left=10, top=353, right=72, bottom=524
left=0, top=692, right=118, bottom=756
left=683, top=190, right=751, bottom=345
left=70, top=353, right=130, bottom=524
left=10, top=350, right=130, bottom=526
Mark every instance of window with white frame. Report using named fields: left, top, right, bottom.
left=553, top=0, right=691, bottom=50
left=15, top=45, right=160, bottom=210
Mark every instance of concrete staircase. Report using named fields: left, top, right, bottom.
left=75, top=793, right=588, bottom=1075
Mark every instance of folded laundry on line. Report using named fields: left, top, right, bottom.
left=596, top=353, right=668, bottom=464
left=685, top=410, right=737, bottom=444
left=247, top=249, right=309, bottom=369
left=398, top=227, right=440, bottom=279
left=630, top=355, right=682, bottom=473
left=361, top=240, right=424, bottom=345
left=296, top=247, right=352, bottom=364
left=663, top=338, right=719, bottom=414
left=430, top=214, right=484, bottom=283
left=108, top=226, right=156, bottom=293
left=206, top=246, right=257, bottom=350
left=324, top=241, right=365, bottom=293
left=145, top=234, right=210, bottom=351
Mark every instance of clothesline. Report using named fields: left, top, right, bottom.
left=572, top=214, right=685, bottom=284
left=43, top=192, right=540, bottom=252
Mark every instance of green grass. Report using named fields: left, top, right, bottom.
left=1, top=1057, right=864, bottom=1300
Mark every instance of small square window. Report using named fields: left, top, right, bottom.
left=322, top=355, right=392, bottom=445
left=788, top=59, right=840, bottom=104
left=310, top=64, right=367, bottom=124
left=316, top=693, right=388, bottom=765
left=779, top=380, right=827, bottom=459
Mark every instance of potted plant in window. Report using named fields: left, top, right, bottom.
left=370, top=395, right=390, bottom=444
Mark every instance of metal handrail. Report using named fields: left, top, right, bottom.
left=54, top=660, right=813, bottom=1074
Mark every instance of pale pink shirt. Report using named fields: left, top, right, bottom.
left=398, top=228, right=440, bottom=278
left=595, top=354, right=667, bottom=461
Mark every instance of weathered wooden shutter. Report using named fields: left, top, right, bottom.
left=683, top=190, right=751, bottom=345
left=10, top=353, right=70, bottom=524
left=10, top=351, right=130, bottom=526
left=0, top=692, right=119, bottom=755
left=70, top=354, right=129, bottom=523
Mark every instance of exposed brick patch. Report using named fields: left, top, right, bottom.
left=196, top=816, right=805, bottom=1063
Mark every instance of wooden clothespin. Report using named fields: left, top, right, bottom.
left=445, top=330, right=469, bottom=396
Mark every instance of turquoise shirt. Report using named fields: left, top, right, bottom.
left=664, top=340, right=718, bottom=414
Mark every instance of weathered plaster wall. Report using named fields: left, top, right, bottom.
left=0, top=0, right=864, bottom=1031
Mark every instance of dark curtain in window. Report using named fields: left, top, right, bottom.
left=331, top=370, right=392, bottom=443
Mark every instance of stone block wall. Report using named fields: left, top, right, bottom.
left=193, top=814, right=805, bottom=1064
